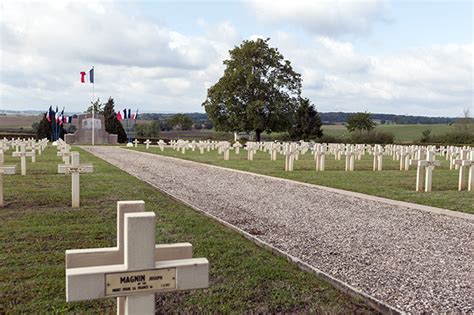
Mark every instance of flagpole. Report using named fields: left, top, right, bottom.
left=92, top=65, right=95, bottom=146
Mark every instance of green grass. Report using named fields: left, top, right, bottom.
left=1, top=147, right=373, bottom=313
left=130, top=147, right=473, bottom=214
left=322, top=124, right=453, bottom=142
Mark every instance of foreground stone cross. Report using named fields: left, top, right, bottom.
left=66, top=201, right=209, bottom=314
left=58, top=152, right=93, bottom=207
left=133, top=139, right=139, bottom=148
left=12, top=145, right=34, bottom=175
left=0, top=153, right=16, bottom=207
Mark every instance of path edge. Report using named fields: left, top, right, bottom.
left=85, top=146, right=406, bottom=315
left=123, top=147, right=474, bottom=222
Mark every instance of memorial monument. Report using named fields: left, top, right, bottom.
left=65, top=113, right=118, bottom=145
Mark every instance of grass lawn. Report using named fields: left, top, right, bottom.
left=322, top=124, right=453, bottom=142
left=1, top=146, right=373, bottom=313
left=129, top=146, right=473, bottom=214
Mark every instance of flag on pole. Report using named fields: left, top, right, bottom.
left=66, top=116, right=73, bottom=124
left=80, top=71, right=86, bottom=83
left=131, top=109, right=138, bottom=120
left=89, top=68, right=94, bottom=83
left=123, top=108, right=130, bottom=119
left=128, top=109, right=131, bottom=119
left=116, top=110, right=123, bottom=121
left=59, top=108, right=64, bottom=125
left=46, top=106, right=52, bottom=122
left=55, top=107, right=59, bottom=122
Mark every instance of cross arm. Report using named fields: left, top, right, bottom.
left=66, top=243, right=193, bottom=268
left=0, top=165, right=16, bottom=175
left=58, top=164, right=94, bottom=174
left=66, top=258, right=209, bottom=302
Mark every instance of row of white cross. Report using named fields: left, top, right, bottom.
left=135, top=139, right=474, bottom=192
left=0, top=138, right=48, bottom=207
left=2, top=138, right=209, bottom=313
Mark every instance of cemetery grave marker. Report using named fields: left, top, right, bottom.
left=58, top=152, right=93, bottom=207
left=0, top=151, right=16, bottom=207
left=411, top=150, right=440, bottom=192
left=144, top=139, right=151, bottom=150
left=65, top=201, right=209, bottom=314
left=12, top=144, right=34, bottom=175
left=454, top=150, right=474, bottom=191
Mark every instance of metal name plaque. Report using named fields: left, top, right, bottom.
left=105, top=268, right=176, bottom=297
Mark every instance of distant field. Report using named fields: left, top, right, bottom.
left=322, top=124, right=453, bottom=142
left=0, top=115, right=455, bottom=143
left=0, top=115, right=42, bottom=131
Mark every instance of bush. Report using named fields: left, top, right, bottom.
left=348, top=131, right=394, bottom=144
left=316, top=134, right=343, bottom=143
left=425, top=131, right=474, bottom=145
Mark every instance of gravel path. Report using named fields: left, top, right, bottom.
left=85, top=146, right=473, bottom=313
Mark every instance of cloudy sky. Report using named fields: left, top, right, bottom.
left=1, top=0, right=472, bottom=116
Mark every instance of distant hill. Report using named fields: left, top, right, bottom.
left=318, top=112, right=455, bottom=125
left=140, top=112, right=455, bottom=125
left=2, top=110, right=457, bottom=125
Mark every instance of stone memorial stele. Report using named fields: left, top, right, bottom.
left=65, top=113, right=118, bottom=145
left=65, top=200, right=209, bottom=315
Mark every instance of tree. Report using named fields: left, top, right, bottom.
left=102, top=97, right=127, bottom=143
left=346, top=112, right=376, bottom=133
left=289, top=98, right=323, bottom=140
left=168, top=114, right=193, bottom=138
left=203, top=38, right=302, bottom=141
left=135, top=121, right=160, bottom=138
left=86, top=98, right=104, bottom=114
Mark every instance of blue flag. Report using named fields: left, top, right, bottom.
left=89, top=68, right=94, bottom=83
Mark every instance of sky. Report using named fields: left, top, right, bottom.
left=0, top=0, right=473, bottom=117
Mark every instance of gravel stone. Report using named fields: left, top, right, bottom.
left=84, top=146, right=474, bottom=313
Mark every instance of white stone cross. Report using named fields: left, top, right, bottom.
left=157, top=140, right=165, bottom=152
left=12, top=145, right=34, bottom=175
left=232, top=141, right=242, bottom=155
left=133, top=139, right=139, bottom=148
left=0, top=152, right=16, bottom=207
left=223, top=145, right=230, bottom=160
left=344, top=147, right=355, bottom=172
left=58, top=152, right=93, bottom=207
left=412, top=150, right=441, bottom=192
left=144, top=139, right=151, bottom=150
left=314, top=144, right=325, bottom=171
left=454, top=150, right=474, bottom=191
left=58, top=146, right=73, bottom=165
left=372, top=146, right=383, bottom=171
left=66, top=201, right=209, bottom=314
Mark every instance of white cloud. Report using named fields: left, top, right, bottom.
left=271, top=34, right=473, bottom=116
left=0, top=0, right=471, bottom=117
left=248, top=0, right=389, bottom=36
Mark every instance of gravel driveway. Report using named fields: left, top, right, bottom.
left=84, top=146, right=473, bottom=313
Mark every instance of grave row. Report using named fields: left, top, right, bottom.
left=2, top=138, right=210, bottom=312
left=136, top=139, right=474, bottom=192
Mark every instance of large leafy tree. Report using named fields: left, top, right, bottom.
left=289, top=98, right=323, bottom=141
left=203, top=38, right=302, bottom=141
left=346, top=112, right=377, bottom=133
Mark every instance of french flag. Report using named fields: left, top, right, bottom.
left=116, top=110, right=123, bottom=121
left=80, top=68, right=94, bottom=83
left=46, top=106, right=52, bottom=122
left=131, top=109, right=138, bottom=120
